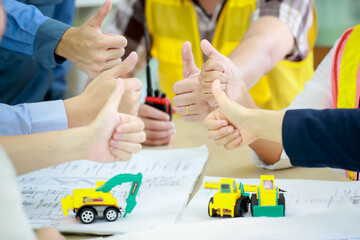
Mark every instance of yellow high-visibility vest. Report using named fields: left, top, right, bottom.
left=145, top=0, right=317, bottom=109
left=331, top=24, right=360, bottom=181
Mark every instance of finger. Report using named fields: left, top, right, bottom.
left=112, top=131, right=146, bottom=143
left=212, top=80, right=231, bottom=108
left=100, top=58, right=122, bottom=71
left=182, top=41, right=198, bottom=78
left=172, top=91, right=197, bottom=107
left=102, top=51, right=138, bottom=78
left=144, top=136, right=172, bottom=146
left=176, top=103, right=204, bottom=116
left=139, top=104, right=171, bottom=121
left=103, top=34, right=128, bottom=49
left=110, top=140, right=142, bottom=153
left=207, top=125, right=235, bottom=140
left=141, top=117, right=175, bottom=131
left=144, top=128, right=175, bottom=139
left=214, top=129, right=240, bottom=146
left=173, top=77, right=197, bottom=95
left=200, top=39, right=225, bottom=61
left=202, top=59, right=225, bottom=72
left=116, top=116, right=145, bottom=133
left=199, top=72, right=227, bottom=94
left=203, top=118, right=228, bottom=130
left=224, top=132, right=242, bottom=150
left=86, top=0, right=111, bottom=29
left=106, top=48, right=126, bottom=60
left=109, top=147, right=132, bottom=161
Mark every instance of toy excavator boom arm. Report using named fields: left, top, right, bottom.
left=96, top=173, right=143, bottom=217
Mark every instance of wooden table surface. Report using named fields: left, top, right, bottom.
left=65, top=115, right=348, bottom=239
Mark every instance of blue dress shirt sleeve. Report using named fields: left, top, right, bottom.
left=1, top=0, right=71, bottom=68
left=0, top=100, right=68, bottom=136
left=283, top=108, right=360, bottom=171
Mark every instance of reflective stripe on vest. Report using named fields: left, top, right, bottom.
left=331, top=25, right=360, bottom=181
left=146, top=0, right=316, bottom=109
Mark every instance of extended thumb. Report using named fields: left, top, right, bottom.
left=212, top=80, right=230, bottom=108
left=87, top=0, right=112, bottom=28
left=200, top=39, right=224, bottom=60
left=107, top=51, right=138, bottom=78
left=106, top=78, right=125, bottom=111
left=181, top=41, right=198, bottom=78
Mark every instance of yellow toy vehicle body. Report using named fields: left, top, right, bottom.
left=250, top=175, right=285, bottom=217
left=62, top=173, right=142, bottom=224
left=205, top=179, right=250, bottom=217
left=62, top=181, right=120, bottom=224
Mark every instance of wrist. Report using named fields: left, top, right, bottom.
left=256, top=110, right=285, bottom=143
left=63, top=126, right=95, bottom=160
left=64, top=95, right=95, bottom=128
left=55, top=27, right=77, bottom=61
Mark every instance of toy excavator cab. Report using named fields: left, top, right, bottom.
left=61, top=173, right=143, bottom=224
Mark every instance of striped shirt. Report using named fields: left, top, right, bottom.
left=106, top=0, right=313, bottom=62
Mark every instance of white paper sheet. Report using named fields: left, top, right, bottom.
left=107, top=208, right=360, bottom=240
left=18, top=146, right=208, bottom=234
left=103, top=176, right=360, bottom=240
left=180, top=176, right=360, bottom=222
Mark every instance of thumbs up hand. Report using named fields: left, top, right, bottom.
left=204, top=80, right=285, bottom=149
left=199, top=40, right=257, bottom=109
left=204, top=80, right=255, bottom=148
left=55, top=0, right=127, bottom=79
left=172, top=41, right=212, bottom=121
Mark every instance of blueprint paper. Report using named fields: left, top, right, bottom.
left=18, top=146, right=208, bottom=234
left=180, top=176, right=360, bottom=222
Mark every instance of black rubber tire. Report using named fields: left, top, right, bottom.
left=234, top=198, right=242, bottom=217
left=241, top=196, right=250, bottom=214
left=104, top=207, right=119, bottom=222
left=79, top=207, right=96, bottom=224
left=278, top=193, right=286, bottom=216
left=208, top=197, right=217, bottom=217
left=250, top=194, right=258, bottom=216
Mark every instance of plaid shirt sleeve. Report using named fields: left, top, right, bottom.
left=252, top=0, right=314, bottom=61
left=106, top=0, right=146, bottom=58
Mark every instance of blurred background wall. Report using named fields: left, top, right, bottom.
left=313, top=0, right=360, bottom=68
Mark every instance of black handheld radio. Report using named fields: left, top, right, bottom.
left=143, top=16, right=172, bottom=120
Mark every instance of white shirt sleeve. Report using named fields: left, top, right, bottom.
left=0, top=146, right=37, bottom=240
left=251, top=45, right=336, bottom=169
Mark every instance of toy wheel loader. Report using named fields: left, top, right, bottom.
left=205, top=179, right=250, bottom=218
left=250, top=175, right=285, bottom=217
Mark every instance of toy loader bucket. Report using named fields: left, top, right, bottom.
left=61, top=195, right=74, bottom=216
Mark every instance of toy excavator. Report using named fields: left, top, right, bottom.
left=61, top=173, right=142, bottom=224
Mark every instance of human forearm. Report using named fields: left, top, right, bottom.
left=0, top=127, right=92, bottom=175
left=246, top=109, right=285, bottom=143
left=228, top=17, right=294, bottom=89
left=249, top=139, right=283, bottom=165
left=64, top=96, right=97, bottom=128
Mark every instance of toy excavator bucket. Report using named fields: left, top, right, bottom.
left=61, top=195, right=74, bottom=216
